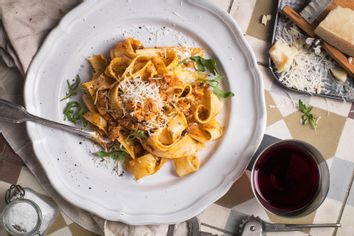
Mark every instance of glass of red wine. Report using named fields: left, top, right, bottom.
left=251, top=140, right=329, bottom=217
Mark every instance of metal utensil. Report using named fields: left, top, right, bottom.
left=299, top=0, right=332, bottom=24
left=239, top=215, right=340, bottom=236
left=0, top=99, right=113, bottom=149
left=167, top=211, right=340, bottom=236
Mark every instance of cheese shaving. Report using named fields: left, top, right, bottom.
left=275, top=25, right=335, bottom=94
left=119, top=77, right=166, bottom=131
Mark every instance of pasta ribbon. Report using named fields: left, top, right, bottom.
left=110, top=37, right=143, bottom=59
left=173, top=156, right=200, bottom=177
left=80, top=38, right=228, bottom=180
left=83, top=111, right=107, bottom=133
left=125, top=154, right=166, bottom=180
left=194, top=90, right=223, bottom=124
left=88, top=55, right=107, bottom=79
left=144, top=135, right=203, bottom=159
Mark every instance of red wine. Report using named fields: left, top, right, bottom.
left=253, top=142, right=320, bottom=214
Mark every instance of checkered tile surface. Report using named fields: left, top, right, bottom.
left=1, top=0, right=354, bottom=235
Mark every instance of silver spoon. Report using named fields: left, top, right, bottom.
left=0, top=99, right=113, bottom=149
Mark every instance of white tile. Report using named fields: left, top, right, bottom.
left=258, top=64, right=274, bottom=91
left=245, top=35, right=270, bottom=65
left=270, top=84, right=309, bottom=117
left=326, top=158, right=333, bottom=170
left=336, top=204, right=354, bottom=236
left=200, top=224, right=224, bottom=236
left=47, top=226, right=72, bottom=236
left=231, top=0, right=257, bottom=33
left=313, top=198, right=341, bottom=223
left=309, top=96, right=351, bottom=117
left=266, top=120, right=292, bottom=140
left=310, top=198, right=342, bottom=236
left=17, top=167, right=47, bottom=195
left=232, top=198, right=269, bottom=221
left=209, top=0, right=230, bottom=11
left=335, top=119, right=354, bottom=163
left=198, top=203, right=231, bottom=229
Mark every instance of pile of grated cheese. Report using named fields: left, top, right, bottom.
left=118, top=76, right=167, bottom=130
left=275, top=25, right=334, bottom=94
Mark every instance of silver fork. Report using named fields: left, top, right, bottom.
left=0, top=99, right=113, bottom=149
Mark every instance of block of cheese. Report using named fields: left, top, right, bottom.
left=269, top=41, right=298, bottom=72
left=314, top=6, right=354, bottom=56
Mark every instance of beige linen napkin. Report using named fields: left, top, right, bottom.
left=0, top=0, right=191, bottom=235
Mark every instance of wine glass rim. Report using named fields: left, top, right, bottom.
left=250, top=139, right=330, bottom=217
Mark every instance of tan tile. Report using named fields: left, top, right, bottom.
left=68, top=223, right=100, bottom=236
left=46, top=213, right=67, bottom=235
left=265, top=90, right=283, bottom=126
left=216, top=172, right=253, bottom=208
left=266, top=211, right=316, bottom=224
left=47, top=226, right=72, bottom=236
left=284, top=107, right=346, bottom=160
left=245, top=0, right=278, bottom=42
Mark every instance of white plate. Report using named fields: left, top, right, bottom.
left=24, top=0, right=266, bottom=225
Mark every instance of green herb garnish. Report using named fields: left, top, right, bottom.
left=60, top=75, right=81, bottom=101
left=95, top=145, right=127, bottom=160
left=127, top=130, right=146, bottom=141
left=63, top=101, right=86, bottom=125
left=95, top=149, right=127, bottom=160
left=190, top=56, right=217, bottom=75
left=298, top=99, right=319, bottom=129
left=188, top=56, right=234, bottom=98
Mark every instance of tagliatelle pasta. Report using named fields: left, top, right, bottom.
left=81, top=37, right=231, bottom=180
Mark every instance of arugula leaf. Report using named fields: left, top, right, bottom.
left=60, top=75, right=81, bottom=101
left=127, top=130, right=146, bottom=141
left=95, top=149, right=127, bottom=160
left=190, top=56, right=218, bottom=75
left=63, top=101, right=86, bottom=125
left=211, top=86, right=235, bottom=98
left=189, top=56, right=234, bottom=98
left=298, top=100, right=318, bottom=129
left=190, top=56, right=205, bottom=72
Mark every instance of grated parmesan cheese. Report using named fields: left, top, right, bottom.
left=119, top=77, right=164, bottom=111
left=275, top=25, right=335, bottom=94
left=118, top=77, right=167, bottom=131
